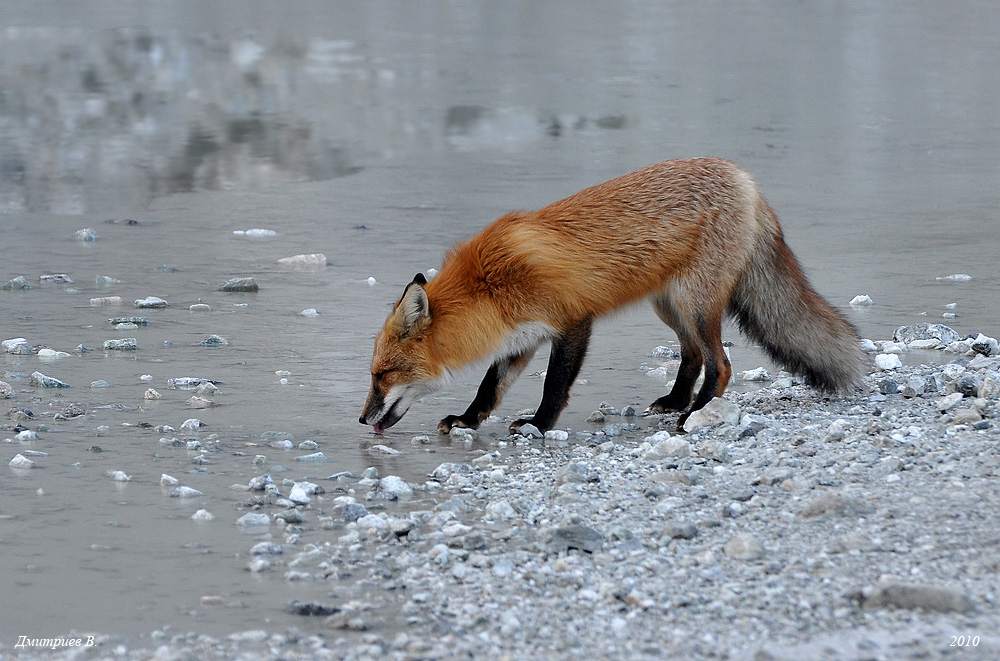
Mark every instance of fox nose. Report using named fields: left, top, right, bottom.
left=359, top=415, right=367, bottom=425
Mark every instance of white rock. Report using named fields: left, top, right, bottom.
left=682, top=397, right=740, bottom=432
left=160, top=474, right=180, bottom=486
left=9, top=454, right=36, bottom=469
left=367, top=276, right=377, bottom=285
left=2, top=338, right=29, bottom=352
left=380, top=475, right=414, bottom=499
left=242, top=228, right=277, bottom=238
left=980, top=377, right=999, bottom=399
left=859, top=339, right=878, bottom=352
left=288, top=484, right=311, bottom=505
left=370, top=444, right=400, bottom=455
left=644, top=430, right=672, bottom=444
left=643, top=437, right=691, bottom=460
left=907, top=339, right=942, bottom=350
left=236, top=512, right=271, bottom=527
left=277, top=253, right=327, bottom=267
left=144, top=388, right=162, bottom=400
left=170, top=486, right=203, bottom=498
left=300, top=308, right=319, bottom=317
left=849, top=294, right=874, bottom=306
left=180, top=418, right=204, bottom=431
left=936, top=273, right=972, bottom=281
left=191, top=509, right=214, bottom=521
left=107, top=470, right=131, bottom=482
left=741, top=367, right=771, bottom=382
left=16, top=430, right=38, bottom=442
left=544, top=429, right=569, bottom=441
left=874, top=354, right=902, bottom=371
left=937, top=392, right=964, bottom=412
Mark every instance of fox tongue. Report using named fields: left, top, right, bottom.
left=372, top=423, right=384, bottom=434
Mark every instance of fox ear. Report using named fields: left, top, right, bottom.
left=395, top=277, right=431, bottom=337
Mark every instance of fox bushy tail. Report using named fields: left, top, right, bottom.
left=728, top=204, right=867, bottom=392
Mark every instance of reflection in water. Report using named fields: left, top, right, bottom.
left=0, top=30, right=373, bottom=213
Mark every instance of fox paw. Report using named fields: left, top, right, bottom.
left=648, top=394, right=690, bottom=413
left=437, top=415, right=476, bottom=434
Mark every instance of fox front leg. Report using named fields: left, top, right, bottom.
left=509, top=318, right=592, bottom=435
left=438, top=349, right=536, bottom=433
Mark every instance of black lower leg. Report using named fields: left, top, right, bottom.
left=438, top=361, right=503, bottom=432
left=650, top=345, right=702, bottom=412
left=511, top=318, right=592, bottom=434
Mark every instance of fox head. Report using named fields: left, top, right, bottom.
left=360, top=273, right=443, bottom=433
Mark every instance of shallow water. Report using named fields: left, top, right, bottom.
left=2, top=0, right=999, bottom=645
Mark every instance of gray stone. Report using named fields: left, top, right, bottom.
left=546, top=525, right=604, bottom=554
left=893, top=323, right=960, bottom=345
left=862, top=579, right=975, bottom=613
left=723, top=533, right=764, bottom=560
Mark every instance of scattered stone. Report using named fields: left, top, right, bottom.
left=555, top=461, right=600, bottom=485
left=170, top=486, right=204, bottom=498
left=135, top=296, right=168, bottom=308
left=516, top=423, right=543, bottom=439
left=741, top=367, right=771, bottom=381
left=235, top=513, right=270, bottom=527
left=379, top=475, right=414, bottom=500
left=9, top=454, right=36, bottom=469
left=107, top=470, right=131, bottom=482
left=862, top=578, right=975, bottom=613
left=144, top=388, right=162, bottom=400
left=220, top=277, right=259, bottom=292
left=893, top=323, right=960, bottom=346
left=586, top=410, right=606, bottom=423
left=0, top=381, right=14, bottom=398
left=723, top=533, right=765, bottom=560
left=799, top=491, right=870, bottom=518
left=103, top=338, right=138, bottom=351
left=190, top=510, right=214, bottom=522
left=1, top=276, right=30, bottom=290
left=278, top=253, right=328, bottom=267
left=874, top=354, right=902, bottom=371
left=200, top=335, right=228, bottom=347
left=30, top=371, right=70, bottom=388
left=546, top=525, right=604, bottom=554
left=683, top=397, right=740, bottom=432
left=849, top=294, right=873, bottom=306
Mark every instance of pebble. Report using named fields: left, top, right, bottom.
left=30, top=371, right=71, bottom=388
left=849, top=294, right=874, bottom=306
left=682, top=397, right=740, bottom=432
left=0, top=380, right=13, bottom=398
left=724, top=533, right=765, bottom=560
left=170, top=486, right=204, bottom=498
left=135, top=296, right=168, bottom=308
left=1, top=275, right=30, bottom=290
left=235, top=512, right=271, bottom=527
left=144, top=388, right=162, bottom=400
left=741, top=366, right=771, bottom=381
left=235, top=228, right=277, bottom=238
left=862, top=578, right=975, bottom=613
left=107, top=470, right=131, bottom=482
left=220, top=277, right=258, bottom=292
left=295, top=452, right=327, bottom=463
left=73, top=227, right=98, bottom=241
left=300, top=308, right=319, bottom=317
left=180, top=418, right=205, bottom=431
left=103, top=338, right=138, bottom=351
left=160, top=474, right=180, bottom=486
left=278, top=253, right=327, bottom=267
left=874, top=353, right=902, bottom=370
left=9, top=454, right=37, bottom=469
left=379, top=476, right=414, bottom=500
left=111, top=317, right=149, bottom=327
left=201, top=335, right=228, bottom=347
left=370, top=444, right=401, bottom=455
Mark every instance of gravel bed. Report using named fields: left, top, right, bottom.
left=5, top=326, right=1000, bottom=660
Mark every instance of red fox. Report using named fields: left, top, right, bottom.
left=360, top=158, right=866, bottom=434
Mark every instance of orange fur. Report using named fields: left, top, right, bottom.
left=360, top=158, right=865, bottom=433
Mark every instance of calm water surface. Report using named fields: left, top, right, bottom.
left=1, top=1, right=998, bottom=644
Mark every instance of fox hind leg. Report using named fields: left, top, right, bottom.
left=510, top=318, right=593, bottom=435
left=648, top=295, right=702, bottom=413
left=438, top=348, right=537, bottom=433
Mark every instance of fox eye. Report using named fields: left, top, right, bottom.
left=373, top=370, right=392, bottom=383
